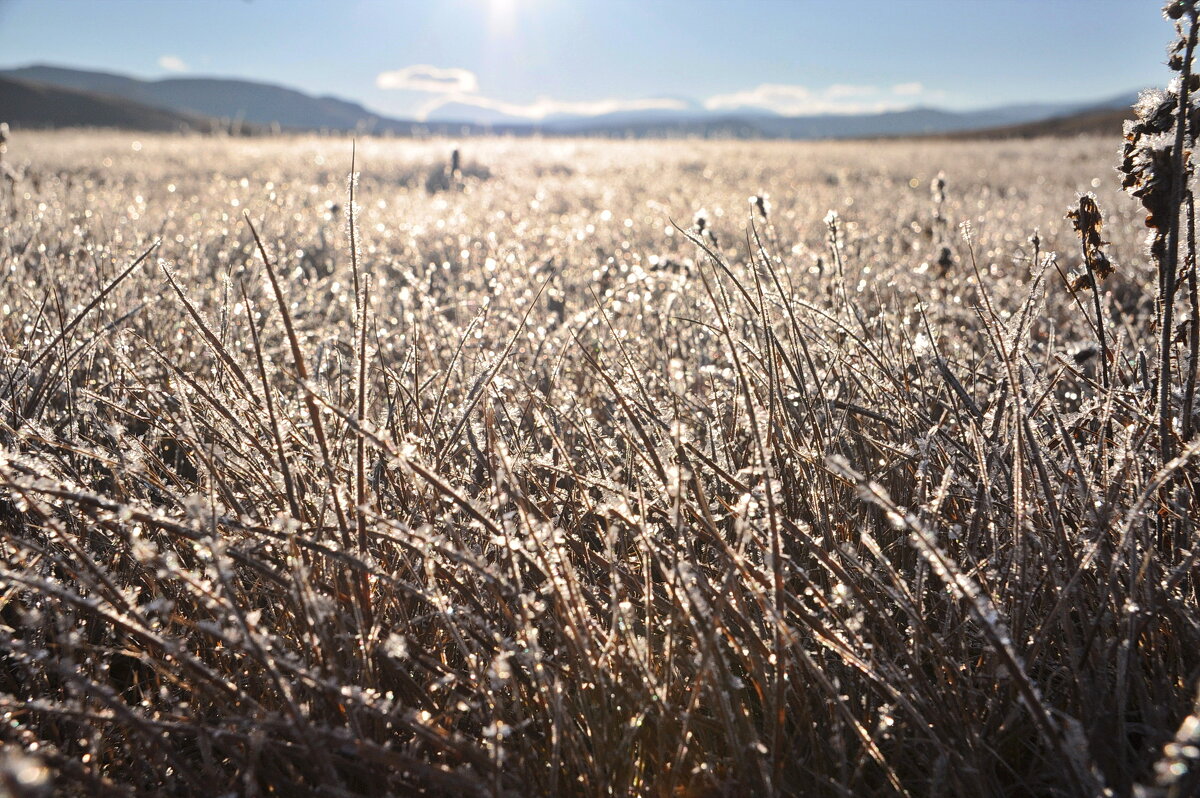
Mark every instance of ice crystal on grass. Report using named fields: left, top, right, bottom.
left=0, top=86, right=1196, bottom=798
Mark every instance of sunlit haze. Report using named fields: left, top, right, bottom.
left=0, top=0, right=1172, bottom=122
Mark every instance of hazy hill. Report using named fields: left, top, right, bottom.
left=506, top=104, right=1132, bottom=140
left=424, top=97, right=715, bottom=129
left=1, top=64, right=399, bottom=131
left=0, top=64, right=500, bottom=136
left=426, top=96, right=1137, bottom=137
left=0, top=75, right=215, bottom=132
left=0, top=63, right=1139, bottom=140
left=938, top=106, right=1131, bottom=140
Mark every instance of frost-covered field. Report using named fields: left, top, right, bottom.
left=1, top=131, right=1197, bottom=796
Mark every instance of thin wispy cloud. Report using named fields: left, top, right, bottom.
left=705, top=83, right=811, bottom=114
left=704, top=82, right=931, bottom=116
left=377, top=64, right=690, bottom=121
left=379, top=65, right=934, bottom=121
left=415, top=93, right=688, bottom=122
left=892, top=82, right=924, bottom=96
left=825, top=84, right=877, bottom=99
left=376, top=65, right=479, bottom=94
left=157, top=55, right=188, bottom=73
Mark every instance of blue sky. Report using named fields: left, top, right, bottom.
left=0, top=0, right=1175, bottom=120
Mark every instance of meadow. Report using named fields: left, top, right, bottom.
left=0, top=126, right=1198, bottom=796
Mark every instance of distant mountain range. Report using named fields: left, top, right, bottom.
left=0, top=75, right=217, bottom=133
left=936, top=106, right=1131, bottom=141
left=422, top=96, right=1137, bottom=139
left=0, top=63, right=1139, bottom=139
left=0, top=65, right=477, bottom=135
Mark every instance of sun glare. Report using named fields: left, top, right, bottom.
left=487, top=0, right=519, bottom=37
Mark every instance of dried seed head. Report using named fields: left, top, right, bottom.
left=1066, top=194, right=1116, bottom=292
left=1120, top=86, right=1190, bottom=257
left=1165, top=0, right=1195, bottom=21
left=930, top=172, right=946, bottom=204
left=1067, top=194, right=1104, bottom=240
left=1133, top=89, right=1178, bottom=132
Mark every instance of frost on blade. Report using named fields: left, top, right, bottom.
left=1, top=93, right=1192, bottom=798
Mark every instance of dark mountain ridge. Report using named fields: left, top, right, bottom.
left=0, top=63, right=1140, bottom=140
left=0, top=75, right=216, bottom=132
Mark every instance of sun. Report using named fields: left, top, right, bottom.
left=486, top=0, right=519, bottom=37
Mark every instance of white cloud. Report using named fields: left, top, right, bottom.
left=381, top=63, right=690, bottom=122
left=826, top=84, right=877, bottom=98
left=705, top=83, right=812, bottom=114
left=158, top=55, right=188, bottom=73
left=384, top=71, right=936, bottom=122
left=415, top=93, right=689, bottom=122
left=704, top=82, right=933, bottom=116
left=376, top=65, right=479, bottom=94
left=892, top=82, right=924, bottom=96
